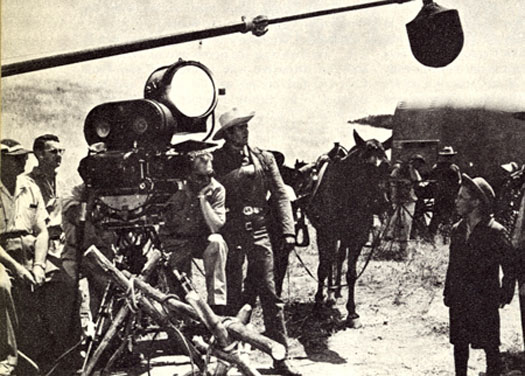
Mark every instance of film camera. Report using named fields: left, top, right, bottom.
left=78, top=59, right=219, bottom=228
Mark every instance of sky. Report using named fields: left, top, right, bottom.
left=1, top=0, right=525, bottom=161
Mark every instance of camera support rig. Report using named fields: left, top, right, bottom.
left=70, top=57, right=290, bottom=375
left=80, top=244, right=286, bottom=376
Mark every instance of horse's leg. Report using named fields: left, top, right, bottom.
left=334, top=240, right=347, bottom=299
left=315, top=228, right=332, bottom=306
left=345, top=238, right=366, bottom=328
left=325, top=239, right=337, bottom=306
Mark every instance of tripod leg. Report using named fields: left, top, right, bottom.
left=82, top=304, right=131, bottom=376
left=101, top=312, right=137, bottom=373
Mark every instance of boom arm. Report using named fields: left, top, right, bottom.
left=1, top=0, right=413, bottom=77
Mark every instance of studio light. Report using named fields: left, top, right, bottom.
left=144, top=60, right=218, bottom=121
left=84, top=59, right=219, bottom=150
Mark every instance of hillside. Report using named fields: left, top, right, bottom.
left=1, top=78, right=119, bottom=193
left=348, top=114, right=394, bottom=130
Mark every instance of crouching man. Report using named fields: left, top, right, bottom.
left=159, top=150, right=228, bottom=314
left=444, top=174, right=517, bottom=376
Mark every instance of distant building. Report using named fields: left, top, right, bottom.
left=391, top=95, right=525, bottom=185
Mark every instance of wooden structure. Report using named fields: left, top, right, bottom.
left=391, top=95, right=525, bottom=184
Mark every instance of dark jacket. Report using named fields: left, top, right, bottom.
left=430, top=162, right=461, bottom=203
left=213, top=144, right=294, bottom=237
left=444, top=216, right=517, bottom=348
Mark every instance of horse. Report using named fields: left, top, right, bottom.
left=281, top=130, right=391, bottom=327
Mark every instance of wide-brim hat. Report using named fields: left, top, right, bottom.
left=1, top=139, right=32, bottom=156
left=410, top=154, right=426, bottom=163
left=213, top=108, right=255, bottom=140
left=461, top=173, right=495, bottom=209
left=438, top=145, right=457, bottom=156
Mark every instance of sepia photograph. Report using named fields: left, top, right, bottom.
left=1, top=1, right=525, bottom=375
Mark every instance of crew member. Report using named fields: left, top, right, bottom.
left=61, top=183, right=115, bottom=329
left=444, top=174, right=517, bottom=376
left=159, top=150, right=228, bottom=313
left=386, top=155, right=424, bottom=255
left=212, top=108, right=300, bottom=376
left=429, top=146, right=462, bottom=236
left=27, top=134, right=64, bottom=261
left=19, top=133, right=88, bottom=373
left=0, top=139, right=49, bottom=375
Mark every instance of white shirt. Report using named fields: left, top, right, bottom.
left=0, top=177, right=48, bottom=253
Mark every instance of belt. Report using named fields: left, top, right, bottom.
left=241, top=205, right=265, bottom=216
left=226, top=206, right=268, bottom=232
left=0, top=230, right=30, bottom=243
left=242, top=214, right=267, bottom=232
left=243, top=221, right=267, bottom=232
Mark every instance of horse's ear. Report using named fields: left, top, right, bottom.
left=353, top=129, right=366, bottom=148
left=382, top=136, right=393, bottom=151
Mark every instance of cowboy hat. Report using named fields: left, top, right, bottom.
left=410, top=154, right=426, bottom=163
left=1, top=139, right=32, bottom=156
left=213, top=108, right=255, bottom=140
left=438, top=146, right=457, bottom=156
left=461, top=173, right=495, bottom=209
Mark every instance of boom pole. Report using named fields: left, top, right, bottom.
left=1, top=0, right=413, bottom=77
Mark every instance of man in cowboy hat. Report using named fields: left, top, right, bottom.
left=444, top=174, right=517, bottom=376
left=429, top=145, right=462, bottom=236
left=212, top=108, right=299, bottom=376
left=1, top=139, right=48, bottom=375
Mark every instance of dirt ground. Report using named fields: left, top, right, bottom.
left=129, top=234, right=525, bottom=376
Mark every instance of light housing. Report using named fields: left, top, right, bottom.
left=144, top=59, right=218, bottom=133
left=406, top=0, right=464, bottom=68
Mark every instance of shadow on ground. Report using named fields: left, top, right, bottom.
left=501, top=351, right=525, bottom=375
left=285, top=301, right=346, bottom=364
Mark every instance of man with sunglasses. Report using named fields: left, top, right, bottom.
left=28, top=134, right=64, bottom=245
left=23, top=134, right=81, bottom=373
left=1, top=139, right=48, bottom=375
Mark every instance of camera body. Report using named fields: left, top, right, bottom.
left=78, top=59, right=219, bottom=228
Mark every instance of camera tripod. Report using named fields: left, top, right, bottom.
left=76, top=225, right=285, bottom=376
left=378, top=199, right=434, bottom=258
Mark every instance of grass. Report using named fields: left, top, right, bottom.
left=2, top=78, right=117, bottom=191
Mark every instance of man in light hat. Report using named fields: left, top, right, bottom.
left=429, top=145, right=462, bottom=236
left=159, top=150, right=228, bottom=314
left=1, top=139, right=48, bottom=375
left=444, top=173, right=517, bottom=376
left=212, top=108, right=299, bottom=376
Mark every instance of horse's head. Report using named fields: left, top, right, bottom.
left=350, top=129, right=392, bottom=166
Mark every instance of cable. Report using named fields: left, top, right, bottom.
left=202, top=112, right=216, bottom=142
left=191, top=259, right=206, bottom=277
left=146, top=329, right=162, bottom=376
left=43, top=339, right=84, bottom=376
left=160, top=294, right=196, bottom=375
